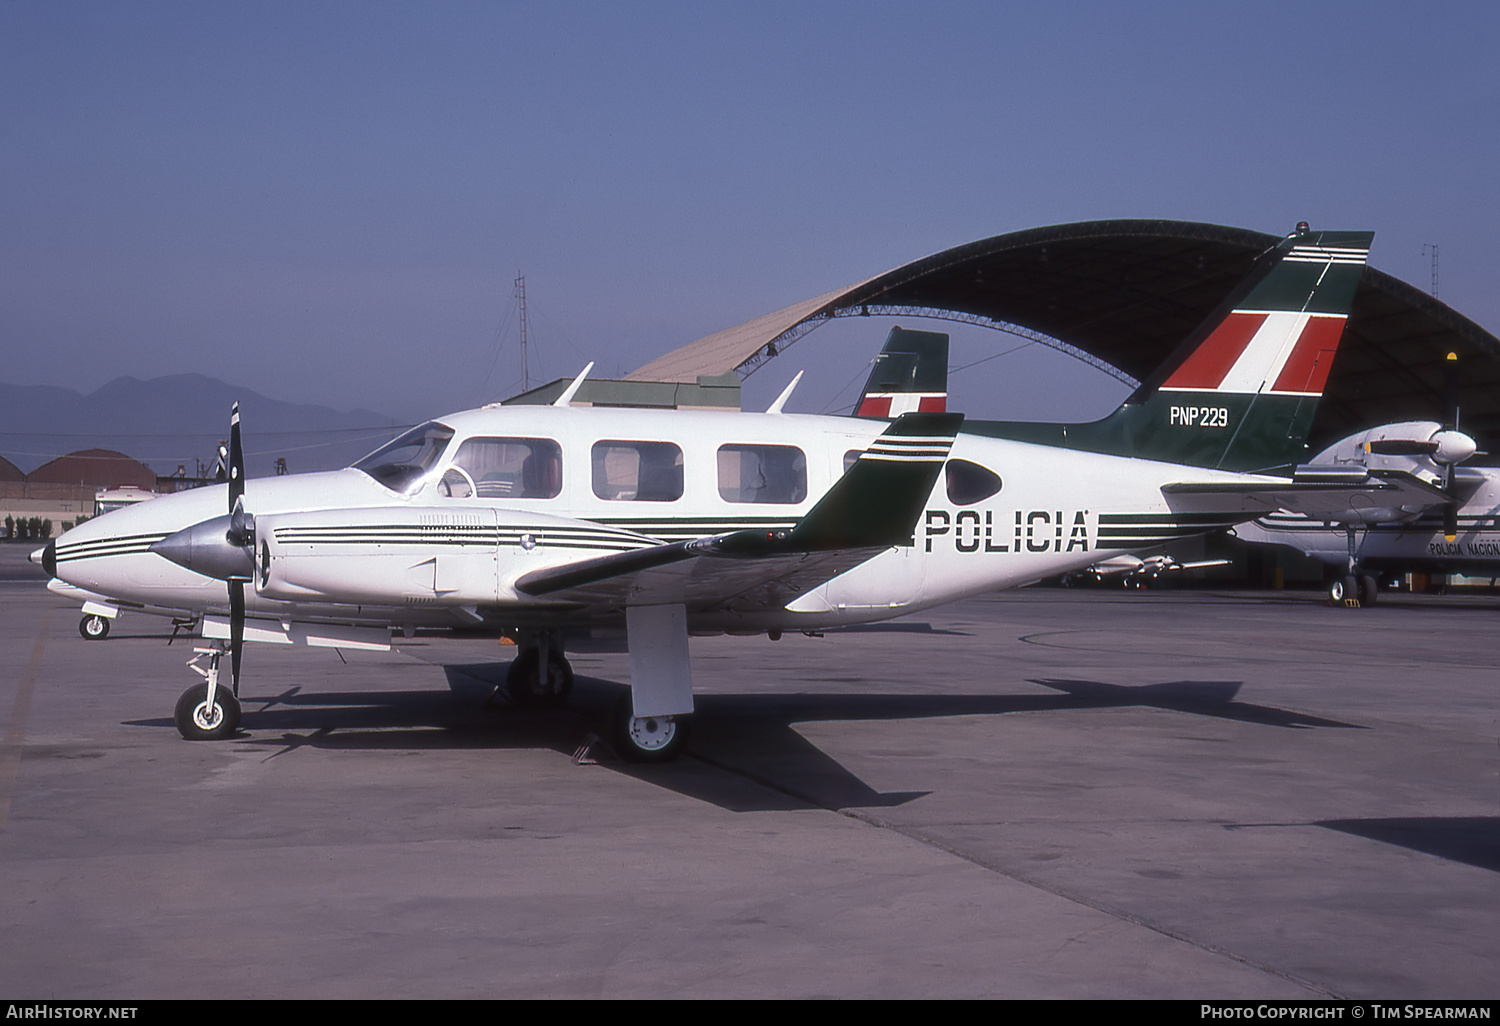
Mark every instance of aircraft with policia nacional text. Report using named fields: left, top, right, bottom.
left=34, top=224, right=1437, bottom=762
left=1230, top=411, right=1497, bottom=606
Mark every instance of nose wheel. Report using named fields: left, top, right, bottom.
left=175, top=645, right=241, bottom=740
left=79, top=614, right=111, bottom=640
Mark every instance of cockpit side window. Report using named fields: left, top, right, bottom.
left=592, top=441, right=684, bottom=501
left=441, top=437, right=562, bottom=499
left=353, top=422, right=455, bottom=494
left=717, top=444, right=807, bottom=504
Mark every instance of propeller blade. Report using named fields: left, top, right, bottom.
left=228, top=402, right=247, bottom=697
left=229, top=579, right=244, bottom=696
left=1443, top=502, right=1459, bottom=543
left=1441, top=351, right=1460, bottom=432
left=228, top=401, right=244, bottom=515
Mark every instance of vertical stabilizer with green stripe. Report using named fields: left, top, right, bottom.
left=970, top=226, right=1373, bottom=472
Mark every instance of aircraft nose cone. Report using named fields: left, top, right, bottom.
left=150, top=515, right=255, bottom=581
left=30, top=541, right=56, bottom=577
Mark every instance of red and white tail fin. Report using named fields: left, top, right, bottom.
left=1159, top=235, right=1371, bottom=400
left=854, top=327, right=949, bottom=418
left=970, top=225, right=1374, bottom=472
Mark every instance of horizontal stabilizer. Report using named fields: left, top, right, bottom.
left=1162, top=468, right=1451, bottom=518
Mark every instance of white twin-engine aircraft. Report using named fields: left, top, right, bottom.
left=35, top=226, right=1433, bottom=761
left=1231, top=414, right=1492, bottom=606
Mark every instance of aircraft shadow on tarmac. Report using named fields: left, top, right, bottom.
left=1316, top=817, right=1500, bottom=873
left=1227, top=818, right=1500, bottom=874
left=124, top=666, right=1363, bottom=814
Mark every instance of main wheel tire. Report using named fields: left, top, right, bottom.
left=610, top=693, right=690, bottom=763
left=174, top=682, right=241, bottom=740
left=79, top=614, right=110, bottom=640
left=1358, top=575, right=1379, bottom=607
left=506, top=647, right=574, bottom=708
left=1327, top=575, right=1360, bottom=607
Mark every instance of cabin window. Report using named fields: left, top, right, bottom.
left=945, top=459, right=1003, bottom=505
left=843, top=449, right=863, bottom=474
left=717, top=444, right=806, bottom=504
left=354, top=422, right=455, bottom=494
left=591, top=441, right=684, bottom=501
left=440, top=437, right=562, bottom=499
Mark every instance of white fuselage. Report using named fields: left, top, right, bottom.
left=47, top=404, right=1259, bottom=634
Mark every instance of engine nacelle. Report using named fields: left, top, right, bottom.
left=252, top=505, right=643, bottom=607
left=1311, top=421, right=1475, bottom=481
left=254, top=507, right=502, bottom=605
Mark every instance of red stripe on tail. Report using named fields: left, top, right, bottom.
left=1162, top=312, right=1266, bottom=390
left=1271, top=316, right=1346, bottom=395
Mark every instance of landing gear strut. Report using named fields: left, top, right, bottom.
left=1326, top=527, right=1377, bottom=608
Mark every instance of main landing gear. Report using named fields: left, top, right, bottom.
left=506, top=624, right=692, bottom=762
left=175, top=642, right=241, bottom=740
left=505, top=631, right=575, bottom=708
left=608, top=693, right=690, bottom=763
left=79, top=613, right=110, bottom=640
left=1327, top=526, right=1379, bottom=608
left=1327, top=574, right=1379, bottom=608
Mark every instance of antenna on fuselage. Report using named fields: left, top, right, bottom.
left=553, top=362, right=596, bottom=407
left=766, top=370, right=804, bottom=414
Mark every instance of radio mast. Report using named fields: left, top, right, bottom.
left=515, top=273, right=530, bottom=390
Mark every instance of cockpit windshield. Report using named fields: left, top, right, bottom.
left=352, top=422, right=456, bottom=494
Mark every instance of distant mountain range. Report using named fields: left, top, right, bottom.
left=0, top=374, right=407, bottom=478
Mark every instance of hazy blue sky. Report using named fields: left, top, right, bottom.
left=3, top=0, right=1497, bottom=425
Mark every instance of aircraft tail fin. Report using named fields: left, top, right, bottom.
left=854, top=327, right=949, bottom=418
left=971, top=226, right=1373, bottom=473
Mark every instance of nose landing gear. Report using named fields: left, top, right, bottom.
left=175, top=643, right=241, bottom=740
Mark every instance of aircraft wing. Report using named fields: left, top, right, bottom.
left=515, top=412, right=963, bottom=611
left=1161, top=467, right=1453, bottom=517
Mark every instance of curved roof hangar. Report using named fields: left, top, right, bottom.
left=628, top=220, right=1500, bottom=452
left=28, top=449, right=157, bottom=491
